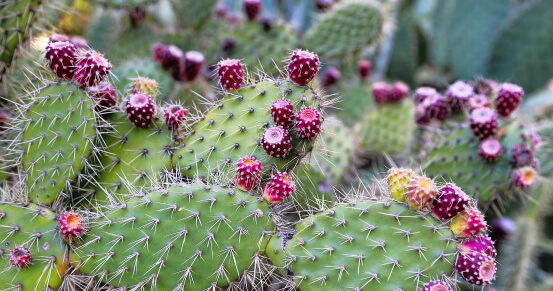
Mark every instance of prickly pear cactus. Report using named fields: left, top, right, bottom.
left=73, top=182, right=275, bottom=290
left=303, top=0, right=384, bottom=58
left=13, top=81, right=98, bottom=205
left=0, top=202, right=69, bottom=290
left=337, top=82, right=373, bottom=127
left=170, top=0, right=218, bottom=30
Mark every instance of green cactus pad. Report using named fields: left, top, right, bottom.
left=423, top=120, right=532, bottom=204
left=357, top=101, right=416, bottom=157
left=86, top=11, right=118, bottom=55
left=338, top=82, right=374, bottom=127
left=170, top=0, right=217, bottom=30
left=0, top=203, right=69, bottom=291
left=19, top=81, right=97, bottom=205
left=303, top=0, right=384, bottom=58
left=107, top=25, right=158, bottom=65
left=175, top=79, right=324, bottom=180
left=267, top=200, right=457, bottom=290
left=74, top=183, right=275, bottom=289
left=92, top=112, right=173, bottom=205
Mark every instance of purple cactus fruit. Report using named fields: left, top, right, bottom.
left=158, top=45, right=184, bottom=71
left=372, top=82, right=391, bottom=104
left=126, top=93, right=155, bottom=128
left=478, top=138, right=502, bottom=163
left=264, top=172, right=295, bottom=204
left=458, top=235, right=497, bottom=258
left=420, top=281, right=452, bottom=291
left=243, top=0, right=262, bottom=21
left=358, top=60, right=371, bottom=80
left=296, top=107, right=322, bottom=140
left=129, top=6, right=146, bottom=26
left=474, top=78, right=496, bottom=97
left=511, top=166, right=537, bottom=188
left=389, top=81, right=409, bottom=103
left=446, top=80, right=474, bottom=112
left=455, top=252, right=496, bottom=286
left=288, top=49, right=319, bottom=86
left=415, top=103, right=429, bottom=125
left=468, top=94, right=491, bottom=111
left=321, top=67, right=341, bottom=88
left=74, top=50, right=112, bottom=87
left=45, top=41, right=77, bottom=80
left=69, top=36, right=88, bottom=50
left=217, top=59, right=244, bottom=90
left=262, top=126, right=292, bottom=158
left=88, top=81, right=117, bottom=110
left=271, top=99, right=295, bottom=128
left=451, top=208, right=486, bottom=238
left=414, top=86, right=437, bottom=105
left=490, top=217, right=516, bottom=243
left=153, top=43, right=166, bottom=63
left=9, top=246, right=32, bottom=268
left=431, top=183, right=469, bottom=220
left=422, top=93, right=449, bottom=121
left=495, top=83, right=523, bottom=117
left=49, top=34, right=69, bottom=43
left=174, top=51, right=205, bottom=82
left=510, top=143, right=534, bottom=167
left=470, top=107, right=498, bottom=139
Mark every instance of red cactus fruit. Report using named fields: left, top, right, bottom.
left=446, top=80, right=474, bottom=112
left=321, top=67, right=341, bottom=88
left=431, top=183, right=469, bottom=220
left=159, top=45, right=184, bottom=71
left=470, top=107, right=498, bottom=139
left=512, top=167, right=537, bottom=188
left=74, top=50, right=112, bottom=87
left=456, top=252, right=496, bottom=286
left=288, top=49, right=319, bottom=86
left=271, top=99, right=295, bottom=128
left=69, top=36, right=88, bottom=50
left=88, top=81, right=117, bottom=109
left=218, top=59, right=244, bottom=90
left=264, top=172, right=295, bottom=204
left=478, top=138, right=502, bottom=163
left=510, top=143, right=533, bottom=167
left=451, top=208, right=486, bottom=237
left=296, top=107, right=322, bottom=140
left=414, top=87, right=437, bottom=105
left=420, top=281, right=452, bottom=291
left=181, top=51, right=205, bottom=82
left=9, top=246, right=32, bottom=268
left=45, top=41, right=77, bottom=80
left=60, top=211, right=85, bottom=241
left=407, top=177, right=437, bottom=210
left=495, top=83, right=523, bottom=117
left=153, top=43, right=166, bottom=63
left=126, top=93, right=155, bottom=128
left=372, top=82, right=391, bottom=104
left=422, top=93, right=449, bottom=121
left=474, top=78, right=496, bottom=97
left=49, top=33, right=69, bottom=43
left=415, top=104, right=429, bottom=125
left=358, top=60, right=371, bottom=80
left=468, top=94, right=491, bottom=111
left=244, top=0, right=262, bottom=20
left=262, top=126, right=292, bottom=158
left=235, top=157, right=262, bottom=191
left=458, top=235, right=497, bottom=258
left=389, top=81, right=409, bottom=103
left=164, top=105, right=187, bottom=130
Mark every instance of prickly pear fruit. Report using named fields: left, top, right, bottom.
left=451, top=208, right=486, bottom=237
left=59, top=211, right=85, bottom=241
left=446, top=81, right=473, bottom=112
left=262, top=126, right=292, bottom=158
left=271, top=99, right=295, bottom=128
left=478, top=138, right=502, bottom=162
left=470, top=107, right=498, bottom=139
left=421, top=281, right=452, bottom=291
left=511, top=166, right=537, bottom=188
left=358, top=60, right=371, bottom=79
left=164, top=104, right=186, bottom=130
left=244, top=0, right=262, bottom=20
left=431, top=183, right=469, bottom=220
left=9, top=246, right=32, bottom=268
left=264, top=172, right=295, bottom=204
left=372, top=81, right=390, bottom=104
left=495, top=83, right=523, bottom=117
left=218, top=59, right=244, bottom=90
left=126, top=93, right=155, bottom=128
left=287, top=49, right=319, bottom=86
left=407, top=176, right=437, bottom=210
left=414, top=86, right=437, bottom=105
left=296, top=107, right=322, bottom=140
left=45, top=41, right=76, bottom=80
left=387, top=168, right=414, bottom=202
left=455, top=252, right=496, bottom=285
left=89, top=81, right=117, bottom=110
left=458, top=235, right=497, bottom=258
left=74, top=50, right=112, bottom=87
left=389, top=81, right=409, bottom=103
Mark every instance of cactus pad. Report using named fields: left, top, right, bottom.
left=170, top=0, right=218, bottom=30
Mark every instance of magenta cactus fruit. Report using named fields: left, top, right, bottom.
left=59, top=211, right=85, bottom=241
left=235, top=157, right=262, bottom=191
left=470, top=107, right=498, bottom=139
left=263, top=172, right=295, bottom=204
left=474, top=78, right=496, bottom=97
left=431, top=183, right=470, bottom=220
left=261, top=126, right=292, bottom=158
left=358, top=60, right=371, bottom=80
left=420, top=281, right=452, bottom=291
left=458, top=235, right=497, bottom=258
left=288, top=49, right=319, bottom=86
left=45, top=41, right=77, bottom=80
left=49, top=33, right=69, bottom=43
left=218, top=59, right=244, bottom=90
left=415, top=104, right=429, bottom=125
left=88, top=81, right=117, bottom=109
left=422, top=93, right=449, bottom=122
left=321, top=67, right=341, bottom=88
left=296, top=107, right=322, bottom=140
left=70, top=36, right=88, bottom=50
left=451, top=208, right=486, bottom=237
left=414, top=86, right=437, bottom=105
left=153, top=43, right=166, bottom=63
left=510, top=143, right=533, bottom=167
left=243, top=0, right=262, bottom=20
left=164, top=104, right=187, bottom=130
left=271, top=99, right=295, bottom=128
left=512, top=166, right=537, bottom=188
left=495, top=83, right=523, bottom=117
left=469, top=94, right=491, bottom=111
left=126, top=93, right=155, bottom=128
left=159, top=45, right=184, bottom=71
left=446, top=80, right=474, bottom=112
left=407, top=177, right=437, bottom=210
left=181, top=51, right=204, bottom=82
left=455, top=252, right=496, bottom=286
left=74, top=50, right=112, bottom=87
left=9, top=246, right=32, bottom=268
left=389, top=81, right=409, bottom=103
left=372, top=82, right=390, bottom=104
left=478, top=138, right=502, bottom=163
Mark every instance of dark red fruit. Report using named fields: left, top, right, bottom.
left=422, top=93, right=449, bottom=121
left=468, top=94, right=491, bottom=111
left=372, top=82, right=390, bottom=104
left=296, top=107, right=322, bottom=140
left=263, top=172, right=295, bottom=204
left=420, top=281, right=452, bottom=291
left=9, top=246, right=32, bottom=268
left=153, top=43, right=166, bottom=63
left=164, top=104, right=186, bottom=130
left=174, top=51, right=205, bottom=82
left=458, top=235, right=497, bottom=258
left=474, top=78, right=496, bottom=97
left=126, top=93, right=155, bottom=128
left=88, top=81, right=117, bottom=109
left=60, top=211, right=85, bottom=241
left=261, top=126, right=292, bottom=158
left=358, top=60, right=371, bottom=80
left=158, top=45, right=184, bottom=71
left=470, top=107, right=498, bottom=139
left=495, top=83, right=523, bottom=117
left=74, top=50, right=112, bottom=87
left=218, top=59, right=244, bottom=90
left=431, top=183, right=469, bottom=220
left=321, top=67, right=341, bottom=88
left=446, top=80, right=473, bottom=112
left=478, top=138, right=501, bottom=163
left=69, top=36, right=88, bottom=50
left=129, top=6, right=146, bottom=26
left=288, top=49, right=319, bottom=86
left=415, top=104, right=429, bottom=125
left=389, top=81, right=409, bottom=103
left=244, top=0, right=262, bottom=20
left=413, top=87, right=437, bottom=105
left=49, top=34, right=69, bottom=43
left=235, top=157, right=262, bottom=191
left=455, top=252, right=496, bottom=286
left=45, top=41, right=77, bottom=80
left=510, top=143, right=533, bottom=167
left=271, top=99, right=295, bottom=128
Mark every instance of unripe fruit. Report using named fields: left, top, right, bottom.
left=511, top=166, right=537, bottom=188
left=414, top=86, right=437, bottom=105
left=422, top=94, right=448, bottom=121
left=218, top=59, right=244, bottom=90
left=478, top=138, right=501, bottom=163
left=164, top=105, right=186, bottom=130
left=495, top=83, right=523, bottom=117
left=9, top=246, right=32, bottom=268
left=470, top=107, right=498, bottom=139
left=458, top=235, right=496, bottom=258
left=431, top=183, right=469, bottom=220
left=158, top=45, right=183, bottom=71
left=59, top=211, right=85, bottom=241
left=126, top=93, right=155, bottom=128
left=261, top=126, right=292, bottom=158
left=420, top=281, right=452, bottom=291
left=74, top=50, right=112, bottom=87
left=468, top=94, right=491, bottom=111
left=130, top=76, right=159, bottom=99
left=288, top=50, right=319, bottom=86
left=271, top=99, right=295, bottom=128
left=510, top=143, right=533, bottom=167
left=451, top=208, right=486, bottom=237
left=264, top=172, right=295, bottom=204
left=180, top=51, right=205, bottom=82
left=387, top=168, right=414, bottom=202
left=296, top=107, right=322, bottom=140
left=88, top=81, right=117, bottom=109
left=45, top=41, right=76, bottom=80
left=407, top=177, right=437, bottom=210
left=235, top=157, right=262, bottom=191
